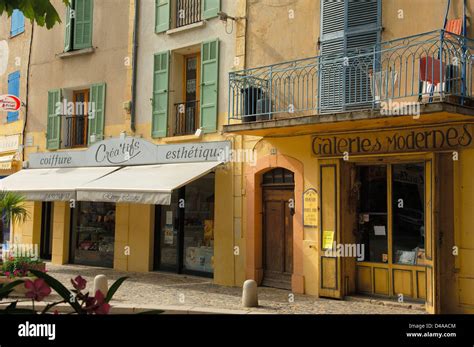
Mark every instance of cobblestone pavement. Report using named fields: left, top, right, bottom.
left=44, top=263, right=424, bottom=314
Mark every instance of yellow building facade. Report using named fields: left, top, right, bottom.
left=223, top=0, right=474, bottom=313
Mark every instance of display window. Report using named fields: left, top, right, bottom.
left=70, top=202, right=115, bottom=268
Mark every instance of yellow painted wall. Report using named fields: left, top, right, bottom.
left=51, top=202, right=71, bottom=265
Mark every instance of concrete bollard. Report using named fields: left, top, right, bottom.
left=93, top=275, right=108, bottom=297
left=242, top=279, right=258, bottom=308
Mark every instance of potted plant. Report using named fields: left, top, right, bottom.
left=0, top=256, right=47, bottom=294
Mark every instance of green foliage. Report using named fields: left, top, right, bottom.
left=2, top=256, right=43, bottom=278
left=0, top=0, right=70, bottom=29
left=0, top=191, right=30, bottom=225
left=0, top=279, right=24, bottom=300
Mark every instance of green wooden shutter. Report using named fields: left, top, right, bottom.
left=152, top=51, right=170, bottom=138
left=64, top=4, right=72, bottom=51
left=155, top=0, right=170, bottom=33
left=202, top=0, right=220, bottom=20
left=200, top=39, right=219, bottom=133
left=74, top=0, right=93, bottom=50
left=46, top=89, right=62, bottom=150
left=89, top=83, right=106, bottom=145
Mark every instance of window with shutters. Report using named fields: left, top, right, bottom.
left=155, top=0, right=220, bottom=34
left=10, top=10, right=25, bottom=37
left=64, top=0, right=94, bottom=52
left=319, top=0, right=381, bottom=112
left=152, top=40, right=219, bottom=138
left=62, top=89, right=90, bottom=149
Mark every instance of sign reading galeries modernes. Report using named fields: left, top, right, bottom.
left=312, top=124, right=474, bottom=157
left=28, top=137, right=231, bottom=169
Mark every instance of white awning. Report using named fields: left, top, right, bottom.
left=76, top=161, right=222, bottom=205
left=0, top=167, right=120, bottom=201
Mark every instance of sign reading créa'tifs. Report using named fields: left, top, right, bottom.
left=28, top=138, right=231, bottom=169
left=312, top=124, right=474, bottom=157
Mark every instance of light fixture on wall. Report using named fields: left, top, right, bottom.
left=217, top=11, right=246, bottom=23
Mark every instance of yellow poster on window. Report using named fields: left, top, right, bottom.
left=322, top=230, right=335, bottom=249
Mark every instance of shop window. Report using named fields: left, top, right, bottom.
left=355, top=165, right=388, bottom=263
left=71, top=202, right=115, bottom=268
left=392, top=163, right=425, bottom=265
left=183, top=173, right=215, bottom=274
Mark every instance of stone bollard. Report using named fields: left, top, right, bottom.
left=93, top=275, right=108, bottom=297
left=242, top=279, right=258, bottom=308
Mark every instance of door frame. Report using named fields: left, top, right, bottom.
left=318, top=152, right=439, bottom=312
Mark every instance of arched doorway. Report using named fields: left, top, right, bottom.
left=261, top=168, right=295, bottom=290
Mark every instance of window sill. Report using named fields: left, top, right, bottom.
left=166, top=21, right=206, bottom=35
left=10, top=30, right=25, bottom=39
left=57, top=47, right=95, bottom=59
left=162, top=134, right=202, bottom=143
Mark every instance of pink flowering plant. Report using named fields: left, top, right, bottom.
left=0, top=270, right=128, bottom=314
left=1, top=256, right=45, bottom=279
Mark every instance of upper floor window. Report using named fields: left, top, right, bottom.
left=155, top=0, right=220, bottom=33
left=64, top=0, right=94, bottom=52
left=10, top=10, right=25, bottom=37
left=7, top=71, right=20, bottom=123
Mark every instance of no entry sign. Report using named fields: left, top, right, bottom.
left=0, top=94, right=21, bottom=112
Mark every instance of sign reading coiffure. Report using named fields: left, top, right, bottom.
left=312, top=124, right=474, bottom=157
left=28, top=138, right=231, bottom=169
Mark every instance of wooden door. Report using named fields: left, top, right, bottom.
left=262, top=188, right=294, bottom=290
left=425, top=158, right=438, bottom=313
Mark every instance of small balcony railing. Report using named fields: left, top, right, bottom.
left=64, top=116, right=88, bottom=148
left=174, top=100, right=199, bottom=136
left=228, top=30, right=474, bottom=122
left=176, top=0, right=202, bottom=28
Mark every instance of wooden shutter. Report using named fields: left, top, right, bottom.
left=10, top=9, right=25, bottom=36
left=7, top=71, right=20, bottom=122
left=47, top=89, right=62, bottom=150
left=152, top=51, right=170, bottom=138
left=64, top=4, right=73, bottom=52
left=319, top=160, right=342, bottom=299
left=200, top=39, right=219, bottom=133
left=74, top=0, right=93, bottom=50
left=202, top=0, right=220, bottom=20
left=155, top=0, right=170, bottom=33
left=89, top=83, right=106, bottom=144
left=319, top=0, right=381, bottom=112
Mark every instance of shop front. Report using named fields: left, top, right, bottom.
left=1, top=137, right=232, bottom=278
left=244, top=122, right=474, bottom=313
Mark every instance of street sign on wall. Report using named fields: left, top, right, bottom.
left=0, top=94, right=21, bottom=112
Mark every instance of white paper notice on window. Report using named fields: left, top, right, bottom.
left=374, top=225, right=386, bottom=236
left=166, top=211, right=173, bottom=225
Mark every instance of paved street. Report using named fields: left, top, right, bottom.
left=44, top=264, right=424, bottom=314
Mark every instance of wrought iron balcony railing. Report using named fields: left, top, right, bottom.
left=174, top=100, right=199, bottom=136
left=64, top=115, right=88, bottom=148
left=176, top=0, right=202, bottom=28
left=228, top=30, right=474, bottom=122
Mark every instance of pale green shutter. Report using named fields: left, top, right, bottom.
left=46, top=89, right=62, bottom=150
left=152, top=51, right=170, bottom=138
left=202, top=0, right=220, bottom=20
left=89, top=83, right=106, bottom=145
left=200, top=39, right=219, bottom=133
left=64, top=5, right=72, bottom=51
left=155, top=0, right=170, bottom=33
left=74, top=0, right=93, bottom=50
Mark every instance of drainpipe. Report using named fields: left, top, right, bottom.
left=22, top=23, right=34, bottom=163
left=130, top=0, right=139, bottom=133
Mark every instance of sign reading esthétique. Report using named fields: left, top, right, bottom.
left=312, top=124, right=474, bottom=157
left=28, top=138, right=231, bottom=169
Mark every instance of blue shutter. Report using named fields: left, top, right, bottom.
left=10, top=10, right=25, bottom=36
left=7, top=71, right=20, bottom=122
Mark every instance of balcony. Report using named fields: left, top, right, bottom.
left=226, top=30, right=474, bottom=133
left=176, top=0, right=202, bottom=28
left=64, top=116, right=88, bottom=148
left=174, top=100, right=199, bottom=136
